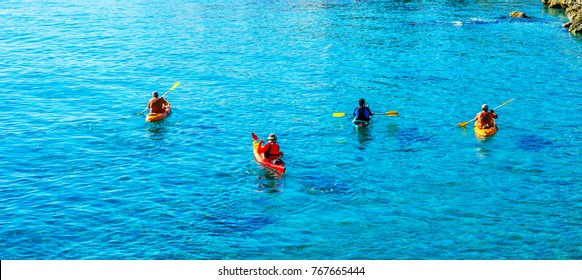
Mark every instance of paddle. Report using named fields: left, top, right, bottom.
left=138, top=82, right=180, bottom=115
left=457, top=98, right=515, bottom=127
left=332, top=111, right=398, bottom=117
left=251, top=132, right=272, bottom=144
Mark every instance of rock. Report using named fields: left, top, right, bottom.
left=565, top=4, right=582, bottom=21
left=542, top=0, right=578, bottom=9
left=568, top=17, right=582, bottom=35
left=565, top=5, right=582, bottom=34
left=510, top=11, right=531, bottom=18
left=542, top=1, right=582, bottom=35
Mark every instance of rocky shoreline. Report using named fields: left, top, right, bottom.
left=542, top=0, right=582, bottom=35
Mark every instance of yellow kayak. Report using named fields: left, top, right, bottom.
left=145, top=100, right=171, bottom=122
left=474, top=119, right=497, bottom=137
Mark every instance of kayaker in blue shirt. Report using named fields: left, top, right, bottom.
left=353, top=98, right=374, bottom=121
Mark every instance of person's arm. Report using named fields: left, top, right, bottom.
left=147, top=99, right=153, bottom=109
left=161, top=97, right=169, bottom=107
left=257, top=142, right=270, bottom=154
left=490, top=111, right=498, bottom=119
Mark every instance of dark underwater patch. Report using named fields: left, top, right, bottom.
left=517, top=135, right=552, bottom=152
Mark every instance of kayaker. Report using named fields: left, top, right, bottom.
left=474, top=104, right=498, bottom=129
left=147, top=91, right=166, bottom=114
left=353, top=98, right=374, bottom=121
left=257, top=133, right=284, bottom=164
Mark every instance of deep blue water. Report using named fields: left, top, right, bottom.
left=1, top=0, right=581, bottom=260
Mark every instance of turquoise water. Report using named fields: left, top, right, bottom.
left=1, top=0, right=581, bottom=260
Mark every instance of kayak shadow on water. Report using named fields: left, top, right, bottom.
left=257, top=175, right=284, bottom=193
left=255, top=168, right=285, bottom=193
left=475, top=146, right=493, bottom=157
left=257, top=180, right=283, bottom=193
left=354, top=127, right=373, bottom=149
left=147, top=123, right=167, bottom=141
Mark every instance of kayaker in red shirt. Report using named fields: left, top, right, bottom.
left=257, top=133, right=284, bottom=163
left=475, top=104, right=498, bottom=129
left=147, top=91, right=166, bottom=114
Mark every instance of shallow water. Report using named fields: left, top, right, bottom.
left=1, top=0, right=581, bottom=259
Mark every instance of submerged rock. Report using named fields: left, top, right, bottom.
left=510, top=11, right=531, bottom=18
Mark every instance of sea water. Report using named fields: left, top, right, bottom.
left=0, top=0, right=581, bottom=259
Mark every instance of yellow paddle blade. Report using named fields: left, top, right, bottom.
left=500, top=98, right=514, bottom=106
left=332, top=112, right=346, bottom=117
left=170, top=81, right=180, bottom=91
left=386, top=111, right=398, bottom=116
left=457, top=122, right=469, bottom=127
left=492, top=98, right=515, bottom=110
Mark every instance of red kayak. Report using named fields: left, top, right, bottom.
left=252, top=132, right=285, bottom=174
